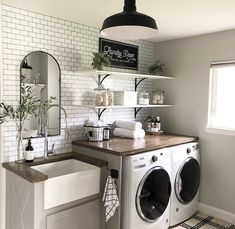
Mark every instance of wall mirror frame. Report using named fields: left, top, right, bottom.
left=20, top=51, right=61, bottom=139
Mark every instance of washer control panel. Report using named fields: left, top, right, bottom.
left=131, top=148, right=170, bottom=171
left=186, top=147, right=191, bottom=154
left=132, top=156, right=146, bottom=170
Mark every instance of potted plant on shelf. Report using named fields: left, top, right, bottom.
left=148, top=60, right=165, bottom=75
left=91, top=52, right=110, bottom=70
left=0, top=76, right=55, bottom=163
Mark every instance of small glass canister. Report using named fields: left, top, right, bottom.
left=158, top=90, right=165, bottom=104
left=153, top=90, right=161, bottom=104
left=107, top=89, right=114, bottom=106
left=93, top=84, right=108, bottom=106
left=103, top=127, right=110, bottom=140
left=153, top=90, right=165, bottom=104
left=139, top=91, right=149, bottom=105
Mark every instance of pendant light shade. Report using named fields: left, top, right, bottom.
left=22, top=59, right=33, bottom=70
left=100, top=0, right=158, bottom=40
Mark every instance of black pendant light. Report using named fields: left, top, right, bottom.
left=100, top=0, right=158, bottom=40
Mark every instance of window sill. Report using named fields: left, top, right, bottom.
left=205, top=126, right=235, bottom=136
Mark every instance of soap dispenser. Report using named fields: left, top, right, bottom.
left=156, top=116, right=161, bottom=131
left=25, top=139, right=34, bottom=163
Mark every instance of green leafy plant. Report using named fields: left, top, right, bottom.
left=0, top=75, right=55, bottom=131
left=0, top=75, right=55, bottom=161
left=148, top=60, right=165, bottom=75
left=144, top=115, right=160, bottom=123
left=91, top=52, right=110, bottom=70
left=144, top=115, right=154, bottom=123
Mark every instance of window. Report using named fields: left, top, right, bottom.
left=207, top=61, right=235, bottom=135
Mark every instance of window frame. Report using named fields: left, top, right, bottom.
left=206, top=61, right=235, bottom=136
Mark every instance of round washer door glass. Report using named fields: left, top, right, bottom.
left=136, top=167, right=171, bottom=222
left=175, top=157, right=200, bottom=204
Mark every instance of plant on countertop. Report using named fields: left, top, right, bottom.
left=148, top=60, right=165, bottom=75
left=0, top=75, right=55, bottom=162
left=91, top=52, right=110, bottom=70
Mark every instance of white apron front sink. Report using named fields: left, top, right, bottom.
left=31, top=159, right=100, bottom=209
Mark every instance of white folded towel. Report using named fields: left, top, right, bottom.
left=115, top=120, right=142, bottom=131
left=102, top=176, right=119, bottom=222
left=114, top=128, right=145, bottom=139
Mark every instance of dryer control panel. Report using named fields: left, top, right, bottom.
left=171, top=142, right=200, bottom=164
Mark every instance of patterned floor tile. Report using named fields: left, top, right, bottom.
left=174, top=212, right=235, bottom=229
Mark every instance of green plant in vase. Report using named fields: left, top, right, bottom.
left=0, top=75, right=55, bottom=163
left=148, top=60, right=165, bottom=75
left=91, top=52, right=110, bottom=70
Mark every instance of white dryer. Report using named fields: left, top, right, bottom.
left=122, top=148, right=172, bottom=229
left=170, top=142, right=200, bottom=226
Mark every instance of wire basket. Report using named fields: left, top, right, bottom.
left=84, top=125, right=107, bottom=142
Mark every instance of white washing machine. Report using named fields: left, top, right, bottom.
left=122, top=148, right=172, bottom=229
left=170, top=142, right=200, bottom=226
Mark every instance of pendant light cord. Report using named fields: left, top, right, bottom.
left=124, top=0, right=136, bottom=12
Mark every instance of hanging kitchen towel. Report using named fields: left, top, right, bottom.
left=102, top=176, right=119, bottom=222
left=113, top=127, right=145, bottom=139
left=115, top=120, right=142, bottom=131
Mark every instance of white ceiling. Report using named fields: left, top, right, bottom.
left=2, top=0, right=235, bottom=42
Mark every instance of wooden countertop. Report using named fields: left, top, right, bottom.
left=72, top=134, right=198, bottom=156
left=2, top=152, right=108, bottom=183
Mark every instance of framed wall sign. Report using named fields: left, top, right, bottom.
left=99, top=38, right=139, bottom=70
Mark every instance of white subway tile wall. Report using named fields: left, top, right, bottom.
left=1, top=4, right=156, bottom=162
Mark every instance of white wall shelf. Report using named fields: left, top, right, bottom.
left=77, top=104, right=173, bottom=119
left=78, top=69, right=175, bottom=119
left=80, top=104, right=173, bottom=109
left=79, top=69, right=174, bottom=80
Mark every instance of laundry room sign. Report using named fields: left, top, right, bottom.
left=99, top=38, right=139, bottom=70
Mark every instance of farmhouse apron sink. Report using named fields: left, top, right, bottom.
left=31, top=159, right=100, bottom=209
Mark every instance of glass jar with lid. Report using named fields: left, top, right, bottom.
left=93, top=84, right=108, bottom=106
left=107, top=89, right=114, bottom=106
left=158, top=91, right=165, bottom=104
left=153, top=90, right=165, bottom=104
left=139, top=91, right=149, bottom=105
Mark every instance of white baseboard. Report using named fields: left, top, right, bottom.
left=199, top=203, right=235, bottom=224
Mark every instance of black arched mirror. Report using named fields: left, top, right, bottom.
left=20, top=51, right=61, bottom=139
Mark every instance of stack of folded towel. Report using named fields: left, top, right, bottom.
left=113, top=120, right=145, bottom=139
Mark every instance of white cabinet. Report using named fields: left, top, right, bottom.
left=5, top=170, right=101, bottom=229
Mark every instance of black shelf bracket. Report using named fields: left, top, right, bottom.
left=135, top=78, right=147, bottom=91
left=97, top=108, right=107, bottom=120
left=134, top=107, right=142, bottom=118
left=98, top=74, right=111, bottom=86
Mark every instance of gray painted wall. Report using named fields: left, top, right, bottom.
left=154, top=29, right=235, bottom=214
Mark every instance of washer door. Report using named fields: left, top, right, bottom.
left=136, top=166, right=171, bottom=222
left=175, top=157, right=200, bottom=204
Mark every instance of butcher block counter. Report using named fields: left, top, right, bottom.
left=72, top=134, right=198, bottom=156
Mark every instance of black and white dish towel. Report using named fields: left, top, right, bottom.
left=102, top=176, right=120, bottom=222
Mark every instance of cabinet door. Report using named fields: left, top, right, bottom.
left=47, top=199, right=100, bottom=229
